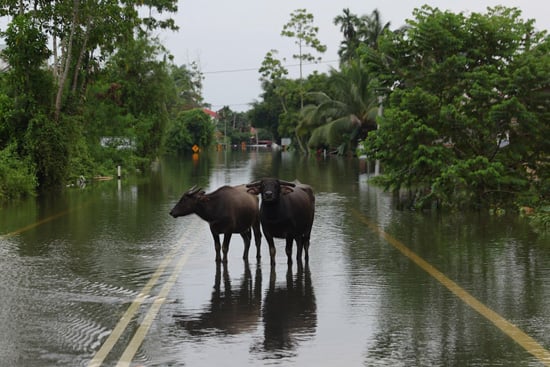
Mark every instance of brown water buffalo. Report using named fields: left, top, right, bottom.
left=169, top=185, right=262, bottom=263
left=246, top=178, right=315, bottom=265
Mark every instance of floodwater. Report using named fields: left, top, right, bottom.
left=0, top=150, right=549, bottom=367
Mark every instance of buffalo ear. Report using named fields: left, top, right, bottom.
left=281, top=186, right=294, bottom=195
left=247, top=187, right=260, bottom=195
left=198, top=191, right=209, bottom=201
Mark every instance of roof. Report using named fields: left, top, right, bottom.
left=203, top=108, right=219, bottom=119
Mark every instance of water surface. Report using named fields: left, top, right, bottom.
left=0, top=151, right=548, bottom=366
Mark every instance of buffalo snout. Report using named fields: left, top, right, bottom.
left=263, top=190, right=274, bottom=201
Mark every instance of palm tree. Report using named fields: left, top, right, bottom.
left=334, top=8, right=391, bottom=64
left=333, top=8, right=361, bottom=64
left=359, top=9, right=391, bottom=50
left=298, top=60, right=379, bottom=155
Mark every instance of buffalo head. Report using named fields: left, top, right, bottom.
left=246, top=178, right=295, bottom=203
left=169, top=185, right=205, bottom=217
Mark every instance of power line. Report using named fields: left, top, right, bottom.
left=203, top=59, right=340, bottom=111
left=203, top=59, right=339, bottom=75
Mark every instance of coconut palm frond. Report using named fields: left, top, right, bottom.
left=326, top=116, right=354, bottom=146
left=307, top=122, right=330, bottom=149
left=305, top=91, right=332, bottom=104
left=300, top=59, right=380, bottom=154
left=299, top=95, right=348, bottom=134
left=307, top=116, right=354, bottom=149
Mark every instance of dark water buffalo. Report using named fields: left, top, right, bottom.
left=169, top=185, right=262, bottom=263
left=246, top=178, right=315, bottom=265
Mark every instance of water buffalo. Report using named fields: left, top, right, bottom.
left=246, top=178, right=315, bottom=265
left=169, top=184, right=262, bottom=263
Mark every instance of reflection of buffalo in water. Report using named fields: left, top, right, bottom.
left=255, top=264, right=317, bottom=357
left=175, top=261, right=262, bottom=335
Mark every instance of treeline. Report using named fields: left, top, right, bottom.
left=249, top=6, right=549, bottom=216
left=0, top=1, right=210, bottom=202
left=0, top=3, right=548, bottom=220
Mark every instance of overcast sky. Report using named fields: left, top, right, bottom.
left=157, top=1, right=549, bottom=112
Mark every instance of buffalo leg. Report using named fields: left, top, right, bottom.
left=266, top=235, right=276, bottom=266
left=221, top=233, right=232, bottom=263
left=303, top=235, right=310, bottom=263
left=240, top=228, right=252, bottom=261
left=285, top=236, right=293, bottom=265
left=295, top=237, right=304, bottom=265
left=253, top=221, right=262, bottom=259
left=212, top=233, right=222, bottom=263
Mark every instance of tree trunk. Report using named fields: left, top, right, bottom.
left=55, top=0, right=79, bottom=121
left=72, top=16, right=90, bottom=94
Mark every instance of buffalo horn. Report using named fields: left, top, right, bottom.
left=187, top=185, right=202, bottom=195
left=246, top=180, right=261, bottom=188
left=278, top=179, right=296, bottom=187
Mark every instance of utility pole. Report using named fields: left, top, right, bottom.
left=374, top=95, right=383, bottom=176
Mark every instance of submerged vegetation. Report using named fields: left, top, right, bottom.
left=250, top=6, right=549, bottom=218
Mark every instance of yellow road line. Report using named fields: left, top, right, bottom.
left=352, top=208, right=550, bottom=366
left=1, top=200, right=95, bottom=238
left=87, top=242, right=183, bottom=367
left=1, top=209, right=73, bottom=238
left=116, top=239, right=199, bottom=367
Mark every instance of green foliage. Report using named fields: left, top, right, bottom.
left=1, top=14, right=51, bottom=76
left=170, top=63, right=204, bottom=110
left=1, top=14, right=55, bottom=139
left=301, top=60, right=378, bottom=155
left=334, top=8, right=391, bottom=64
left=360, top=5, right=549, bottom=209
left=529, top=205, right=550, bottom=236
left=0, top=93, right=15, bottom=147
left=0, top=0, right=185, bottom=204
left=248, top=95, right=283, bottom=141
left=184, top=110, right=215, bottom=148
left=249, top=78, right=298, bottom=142
left=259, top=49, right=289, bottom=82
left=281, top=9, right=327, bottom=64
left=165, top=109, right=214, bottom=154
left=0, top=144, right=37, bottom=201
left=254, top=8, right=328, bottom=149
left=25, top=114, right=70, bottom=191
left=214, top=108, right=254, bottom=145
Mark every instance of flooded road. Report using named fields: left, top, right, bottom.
left=1, top=151, right=549, bottom=366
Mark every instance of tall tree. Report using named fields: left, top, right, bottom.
left=333, top=8, right=361, bottom=64
left=359, top=9, right=391, bottom=49
left=0, top=0, right=179, bottom=120
left=281, top=8, right=327, bottom=106
left=334, top=8, right=390, bottom=65
left=252, top=49, right=296, bottom=143
left=278, top=9, right=326, bottom=152
left=361, top=5, right=549, bottom=209
left=299, top=60, right=378, bottom=155
left=258, top=49, right=290, bottom=114
left=170, top=62, right=204, bottom=111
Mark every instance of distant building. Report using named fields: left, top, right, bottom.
left=203, top=108, right=219, bottom=120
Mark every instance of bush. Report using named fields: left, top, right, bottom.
left=165, top=109, right=214, bottom=154
left=25, top=113, right=69, bottom=191
left=0, top=144, right=37, bottom=201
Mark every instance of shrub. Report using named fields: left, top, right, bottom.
left=0, top=144, right=37, bottom=201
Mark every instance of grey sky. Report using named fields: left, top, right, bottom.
left=159, top=1, right=548, bottom=112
